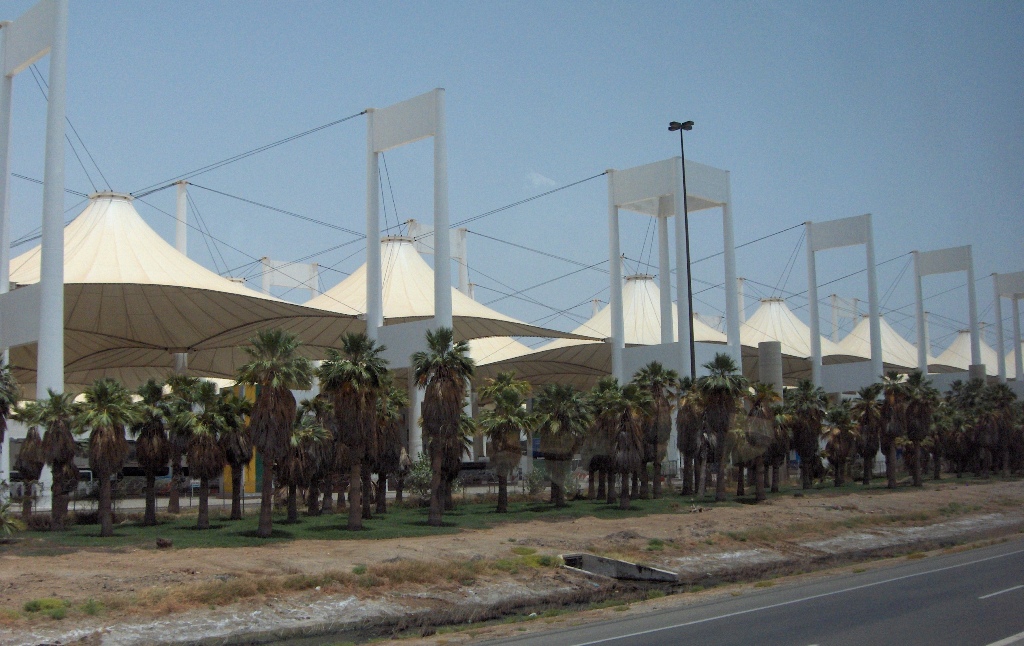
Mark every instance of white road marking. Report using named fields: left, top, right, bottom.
left=987, top=630, right=1024, bottom=646
left=573, top=547, right=1024, bottom=646
left=980, top=585, right=1024, bottom=600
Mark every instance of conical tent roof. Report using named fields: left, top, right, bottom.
left=1006, top=344, right=1022, bottom=380
left=7, top=192, right=361, bottom=392
left=837, top=315, right=930, bottom=371
left=473, top=274, right=726, bottom=388
left=931, top=330, right=1001, bottom=375
left=306, top=237, right=595, bottom=342
left=739, top=298, right=859, bottom=383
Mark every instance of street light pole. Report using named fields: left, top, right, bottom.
left=669, top=120, right=696, bottom=379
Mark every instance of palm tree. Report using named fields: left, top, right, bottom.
left=697, top=353, right=749, bottom=502
left=633, top=362, right=678, bottom=499
left=851, top=383, right=883, bottom=485
left=295, top=396, right=333, bottom=516
left=767, top=402, right=793, bottom=493
left=132, top=380, right=171, bottom=526
left=317, top=332, right=388, bottom=531
left=13, top=402, right=45, bottom=520
left=0, top=362, right=19, bottom=497
left=984, top=383, right=1018, bottom=477
left=904, top=371, right=939, bottom=486
left=675, top=376, right=704, bottom=496
left=76, top=379, right=139, bottom=537
left=880, top=371, right=908, bottom=488
left=38, top=391, right=79, bottom=530
left=614, top=383, right=650, bottom=510
left=236, top=329, right=313, bottom=538
left=823, top=401, right=857, bottom=487
left=535, top=383, right=593, bottom=508
left=477, top=372, right=532, bottom=513
left=165, top=374, right=202, bottom=514
left=590, top=377, right=623, bottom=504
left=746, top=382, right=780, bottom=502
left=281, top=407, right=333, bottom=522
left=786, top=379, right=828, bottom=489
left=218, top=393, right=253, bottom=520
left=411, top=327, right=474, bottom=527
left=177, top=381, right=227, bottom=529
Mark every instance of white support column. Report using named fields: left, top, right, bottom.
left=673, top=164, right=692, bottom=377
left=365, top=108, right=382, bottom=342
left=737, top=278, right=746, bottom=323
left=913, top=252, right=928, bottom=374
left=966, top=247, right=982, bottom=374
left=830, top=294, right=840, bottom=343
left=607, top=171, right=624, bottom=382
left=993, top=275, right=1006, bottom=383
left=805, top=222, right=822, bottom=387
left=721, top=174, right=741, bottom=364
left=175, top=181, right=188, bottom=254
left=36, top=0, right=70, bottom=398
left=864, top=214, right=883, bottom=381
left=407, top=370, right=423, bottom=460
left=432, top=89, right=452, bottom=331
left=923, top=312, right=931, bottom=368
left=1013, top=297, right=1022, bottom=380
left=0, top=25, right=13, bottom=359
left=657, top=205, right=673, bottom=345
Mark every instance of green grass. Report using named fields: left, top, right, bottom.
left=23, top=598, right=68, bottom=620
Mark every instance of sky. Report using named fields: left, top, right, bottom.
left=5, top=0, right=1023, bottom=358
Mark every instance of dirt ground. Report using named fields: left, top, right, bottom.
left=2, top=479, right=1022, bottom=622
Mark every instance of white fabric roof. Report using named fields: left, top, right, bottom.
left=468, top=336, right=533, bottom=366
left=473, top=274, right=726, bottom=388
left=7, top=193, right=361, bottom=392
left=306, top=237, right=595, bottom=342
left=739, top=298, right=860, bottom=383
left=931, top=330, right=1001, bottom=376
left=837, top=315, right=933, bottom=371
left=1006, top=344, right=1022, bottom=380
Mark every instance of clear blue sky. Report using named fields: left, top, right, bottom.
left=5, top=1, right=1023, bottom=356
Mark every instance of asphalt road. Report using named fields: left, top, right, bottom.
left=489, top=537, right=1024, bottom=646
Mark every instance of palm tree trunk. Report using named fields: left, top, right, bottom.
left=321, top=475, right=334, bottom=513
left=144, top=472, right=158, bottom=525
left=862, top=454, right=873, bottom=486
left=497, top=474, right=508, bottom=513
left=715, top=430, right=727, bottom=502
left=375, top=472, right=387, bottom=514
left=770, top=464, right=780, bottom=493
left=736, top=467, right=745, bottom=497
left=552, top=481, right=565, bottom=508
left=630, top=472, right=639, bottom=499
left=168, top=453, right=182, bottom=514
left=428, top=449, right=444, bottom=526
left=308, top=477, right=321, bottom=515
left=697, top=451, right=708, bottom=497
left=682, top=455, right=694, bottom=495
left=596, top=469, right=606, bottom=500
left=619, top=471, right=630, bottom=510
left=361, top=469, right=373, bottom=520
left=639, top=463, right=650, bottom=499
left=287, top=483, right=298, bottom=522
left=886, top=444, right=898, bottom=489
left=348, top=461, right=362, bottom=530
left=21, top=483, right=33, bottom=520
left=913, top=444, right=923, bottom=487
left=197, top=478, right=211, bottom=529
left=755, top=457, right=766, bottom=502
left=652, top=461, right=662, bottom=499
left=606, top=470, right=616, bottom=504
left=51, top=472, right=68, bottom=531
left=1002, top=446, right=1010, bottom=478
left=230, top=466, right=244, bottom=520
left=587, top=466, right=596, bottom=500
left=395, top=475, right=404, bottom=504
left=98, top=470, right=114, bottom=537
left=834, top=460, right=844, bottom=487
left=933, top=449, right=942, bottom=481
left=257, top=461, right=274, bottom=538
left=443, top=478, right=454, bottom=511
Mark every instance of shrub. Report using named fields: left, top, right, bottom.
left=81, top=598, right=104, bottom=616
left=24, top=597, right=68, bottom=619
left=525, top=466, right=547, bottom=495
left=405, top=453, right=433, bottom=498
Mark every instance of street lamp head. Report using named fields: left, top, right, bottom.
left=668, top=120, right=694, bottom=132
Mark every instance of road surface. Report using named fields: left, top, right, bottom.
left=489, top=537, right=1024, bottom=646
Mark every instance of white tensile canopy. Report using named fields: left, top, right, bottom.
left=474, top=274, right=727, bottom=388
left=931, top=330, right=1001, bottom=376
left=740, top=298, right=859, bottom=383
left=468, top=336, right=533, bottom=366
left=838, top=315, right=932, bottom=371
left=306, top=236, right=596, bottom=342
left=7, top=193, right=362, bottom=393
left=1006, top=344, right=1023, bottom=380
